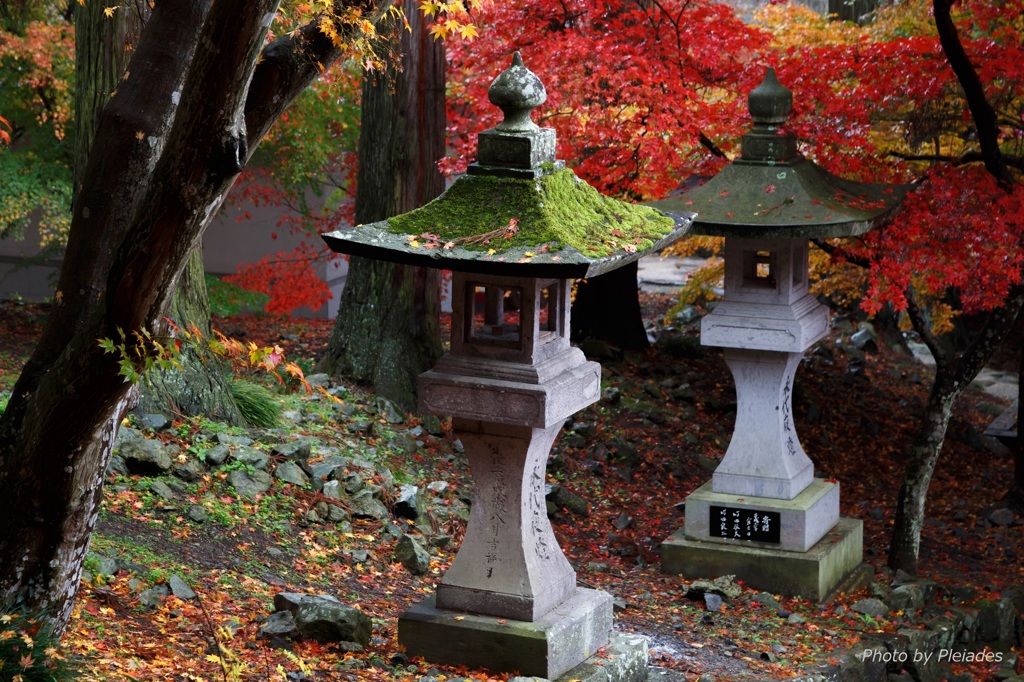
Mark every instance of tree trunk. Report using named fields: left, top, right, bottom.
left=888, top=286, right=1023, bottom=574
left=0, top=0, right=394, bottom=632
left=317, top=9, right=444, bottom=411
left=135, top=250, right=245, bottom=425
left=570, top=261, right=649, bottom=350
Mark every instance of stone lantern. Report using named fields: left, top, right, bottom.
left=322, top=53, right=691, bottom=679
left=651, top=69, right=904, bottom=600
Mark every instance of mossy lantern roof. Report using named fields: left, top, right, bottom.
left=321, top=52, right=692, bottom=279
left=649, top=69, right=906, bottom=240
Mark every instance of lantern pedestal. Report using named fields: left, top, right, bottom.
left=398, top=273, right=642, bottom=680
left=662, top=517, right=866, bottom=601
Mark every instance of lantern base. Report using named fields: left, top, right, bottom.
left=398, top=588, right=615, bottom=679
left=661, top=517, right=864, bottom=602
left=683, top=479, right=839, bottom=552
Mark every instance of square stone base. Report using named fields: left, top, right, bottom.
left=553, top=631, right=649, bottom=682
left=685, top=479, right=839, bottom=552
left=398, top=588, right=613, bottom=679
left=662, top=516, right=864, bottom=601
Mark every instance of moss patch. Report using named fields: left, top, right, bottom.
left=387, top=169, right=675, bottom=258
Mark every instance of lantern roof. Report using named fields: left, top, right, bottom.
left=322, top=52, right=692, bottom=279
left=649, top=68, right=905, bottom=240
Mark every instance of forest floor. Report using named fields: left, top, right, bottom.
left=0, top=292, right=1021, bottom=681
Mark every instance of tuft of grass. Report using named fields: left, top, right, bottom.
left=0, top=390, right=8, bottom=417
left=205, top=274, right=269, bottom=317
left=231, top=379, right=281, bottom=428
left=0, top=605, right=81, bottom=681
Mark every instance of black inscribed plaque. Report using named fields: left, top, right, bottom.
left=709, top=506, right=781, bottom=544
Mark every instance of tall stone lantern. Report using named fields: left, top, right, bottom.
left=323, top=53, right=691, bottom=679
left=651, top=69, right=904, bottom=600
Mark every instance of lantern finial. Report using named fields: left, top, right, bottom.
left=748, top=67, right=792, bottom=127
left=488, top=51, right=547, bottom=133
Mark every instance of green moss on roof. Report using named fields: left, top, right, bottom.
left=386, top=168, right=675, bottom=258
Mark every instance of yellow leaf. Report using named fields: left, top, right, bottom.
left=458, top=22, right=479, bottom=39
left=135, top=130, right=144, bottom=141
left=487, top=248, right=496, bottom=255
left=523, top=251, right=535, bottom=258
left=103, top=5, right=119, bottom=17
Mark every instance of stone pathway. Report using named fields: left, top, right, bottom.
left=907, top=340, right=1019, bottom=401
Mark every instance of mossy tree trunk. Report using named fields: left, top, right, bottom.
left=316, top=11, right=444, bottom=410
left=570, top=261, right=649, bottom=350
left=135, top=250, right=245, bottom=425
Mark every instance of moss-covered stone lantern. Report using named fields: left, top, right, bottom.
left=651, top=68, right=904, bottom=600
left=322, top=52, right=691, bottom=680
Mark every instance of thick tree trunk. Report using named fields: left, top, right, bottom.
left=135, top=250, right=245, bottom=425
left=317, top=9, right=444, bottom=411
left=0, top=0, right=393, bottom=632
left=570, top=261, right=649, bottom=350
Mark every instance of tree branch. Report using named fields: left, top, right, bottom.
left=888, top=149, right=1024, bottom=171
left=933, top=0, right=1014, bottom=188
left=810, top=237, right=872, bottom=269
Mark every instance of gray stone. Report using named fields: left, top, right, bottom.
left=753, top=592, right=781, bottom=611
left=989, top=508, right=1016, bottom=526
left=388, top=432, right=420, bottom=455
left=394, top=484, right=421, bottom=520
left=687, top=575, right=743, bottom=600
left=258, top=610, right=299, bottom=639
left=395, top=534, right=431, bottom=575
left=106, top=454, right=128, bottom=476
left=168, top=575, right=197, bottom=600
left=787, top=613, right=806, bottom=625
left=272, top=440, right=313, bottom=461
left=399, top=589, right=612, bottom=680
left=305, top=373, right=331, bottom=387
left=426, top=481, right=449, bottom=494
left=545, top=484, right=590, bottom=517
left=977, top=598, right=1016, bottom=642
left=322, top=480, right=343, bottom=500
left=704, top=593, right=723, bottom=612
left=281, top=409, right=303, bottom=424
left=889, top=583, right=926, bottom=612
left=228, top=469, right=273, bottom=500
left=90, top=554, right=119, bottom=577
left=138, top=583, right=170, bottom=609
left=274, top=461, right=310, bottom=487
left=213, top=432, right=251, bottom=446
left=327, top=505, right=351, bottom=523
left=851, top=598, right=890, bottom=618
left=375, top=396, right=406, bottom=424
left=173, top=458, right=205, bottom=482
left=120, top=435, right=174, bottom=475
left=280, top=594, right=372, bottom=645
left=186, top=505, right=209, bottom=523
left=205, top=443, right=231, bottom=466
left=349, top=490, right=390, bottom=521
left=230, top=445, right=269, bottom=470
left=149, top=480, right=176, bottom=501
left=138, top=413, right=170, bottom=430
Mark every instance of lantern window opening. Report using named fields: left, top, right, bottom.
left=538, top=282, right=562, bottom=341
left=467, top=283, right=523, bottom=347
left=742, top=249, right=777, bottom=290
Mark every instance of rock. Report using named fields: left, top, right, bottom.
left=327, top=505, right=351, bottom=523
left=228, top=469, right=274, bottom=500
left=149, top=480, right=177, bottom=501
left=277, top=594, right=372, bottom=645
left=687, top=575, right=743, bottom=600
left=603, top=386, right=622, bottom=404
left=89, top=554, right=119, bottom=577
left=613, top=511, right=633, bottom=531
left=138, top=583, right=171, bottom=609
left=205, top=443, right=231, bottom=466
left=704, top=593, right=723, bottom=612
left=889, top=583, right=926, bottom=612
left=120, top=434, right=174, bottom=475
left=215, top=433, right=254, bottom=447
left=753, top=592, right=781, bottom=612
left=322, top=480, right=343, bottom=500
left=388, top=432, right=420, bottom=455
left=272, top=440, right=313, bottom=461
left=259, top=610, right=299, bottom=639
left=977, top=598, right=1016, bottom=642
left=395, top=534, right=431, bottom=575
left=168, top=575, right=197, bottom=600
left=426, top=481, right=449, bottom=494
left=787, top=613, right=806, bottom=625
left=545, top=484, right=590, bottom=517
left=186, top=505, right=209, bottom=523
left=230, top=446, right=270, bottom=470
left=106, top=454, right=128, bottom=476
left=173, top=459, right=205, bottom=482
left=988, top=508, right=1016, bottom=526
left=138, top=413, right=170, bottom=430
left=349, top=490, right=390, bottom=521
left=274, top=461, right=310, bottom=487
left=281, top=409, right=304, bottom=424
left=375, top=397, right=406, bottom=424
left=851, top=598, right=889, bottom=619
left=394, top=485, right=421, bottom=520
